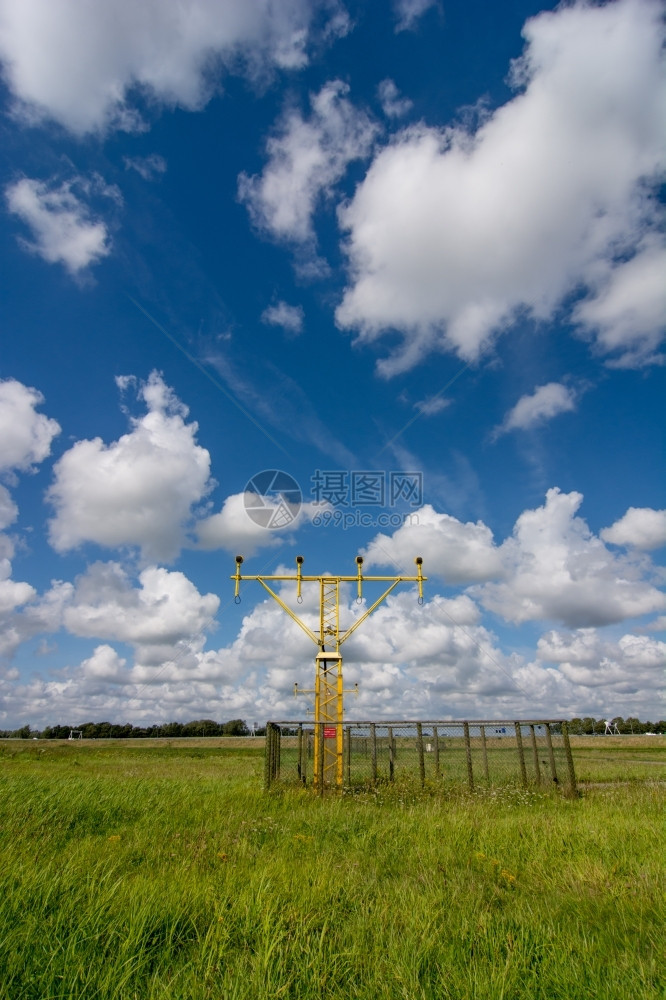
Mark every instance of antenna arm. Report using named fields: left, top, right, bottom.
left=338, top=580, right=401, bottom=645
left=256, top=579, right=319, bottom=645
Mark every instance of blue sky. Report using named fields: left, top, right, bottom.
left=0, top=0, right=664, bottom=729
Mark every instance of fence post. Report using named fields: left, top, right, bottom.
left=416, top=723, right=425, bottom=787
left=264, top=723, right=273, bottom=791
left=529, top=724, right=541, bottom=784
left=388, top=726, right=395, bottom=782
left=514, top=723, right=528, bottom=788
left=480, top=725, right=489, bottom=783
left=297, top=724, right=304, bottom=784
left=433, top=725, right=440, bottom=778
left=561, top=722, right=578, bottom=797
left=370, top=724, right=378, bottom=785
left=463, top=722, right=474, bottom=791
left=345, top=726, right=351, bottom=787
left=544, top=723, right=558, bottom=785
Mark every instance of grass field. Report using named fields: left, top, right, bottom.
left=0, top=738, right=663, bottom=999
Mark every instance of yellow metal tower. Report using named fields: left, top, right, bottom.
left=232, top=555, right=426, bottom=788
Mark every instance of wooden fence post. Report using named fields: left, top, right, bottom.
left=463, top=722, right=474, bottom=791
left=514, top=723, right=528, bottom=788
left=416, top=723, right=425, bottom=787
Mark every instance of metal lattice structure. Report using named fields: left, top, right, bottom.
left=264, top=720, right=578, bottom=796
left=232, top=556, right=426, bottom=788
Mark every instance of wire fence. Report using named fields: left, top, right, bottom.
left=265, top=720, right=578, bottom=795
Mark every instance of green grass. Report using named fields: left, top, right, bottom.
left=0, top=741, right=663, bottom=999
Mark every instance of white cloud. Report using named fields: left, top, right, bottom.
left=473, top=488, right=666, bottom=627
left=123, top=154, right=167, bottom=181
left=536, top=628, right=665, bottom=698
left=336, top=0, right=666, bottom=375
left=377, top=79, right=413, bottom=118
left=362, top=503, right=503, bottom=584
left=364, top=489, right=666, bottom=628
left=196, top=491, right=325, bottom=556
left=0, top=570, right=71, bottom=661
left=47, top=372, right=212, bottom=563
left=80, top=644, right=128, bottom=683
left=0, top=487, right=17, bottom=531
left=261, top=300, right=304, bottom=335
left=238, top=79, right=378, bottom=247
left=393, top=0, right=437, bottom=33
left=601, top=507, right=666, bottom=551
left=494, top=382, right=576, bottom=437
left=2, top=568, right=664, bottom=725
left=65, top=561, right=218, bottom=652
left=573, top=235, right=666, bottom=368
left=0, top=556, right=35, bottom=615
left=0, top=378, right=61, bottom=473
left=5, top=177, right=111, bottom=274
left=0, top=0, right=344, bottom=134
left=414, top=395, right=450, bottom=416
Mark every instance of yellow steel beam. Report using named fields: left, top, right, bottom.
left=255, top=579, right=319, bottom=645
left=338, top=580, right=401, bottom=645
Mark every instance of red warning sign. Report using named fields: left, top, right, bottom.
left=323, top=727, right=337, bottom=739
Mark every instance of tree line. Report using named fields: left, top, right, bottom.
left=0, top=719, right=261, bottom=739
left=1, top=715, right=664, bottom=740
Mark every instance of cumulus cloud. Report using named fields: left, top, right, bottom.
left=261, top=300, right=304, bottom=335
left=196, top=491, right=325, bottom=556
left=364, top=489, right=665, bottom=628
left=47, top=372, right=212, bottom=562
left=65, top=561, right=218, bottom=661
left=377, top=79, right=413, bottom=118
left=80, top=644, right=128, bottom=683
left=473, top=488, right=665, bottom=627
left=239, top=79, right=378, bottom=248
left=0, top=487, right=17, bottom=531
left=2, top=566, right=664, bottom=724
left=494, top=382, right=577, bottom=437
left=601, top=507, right=666, bottom=551
left=362, top=503, right=503, bottom=584
left=536, top=628, right=665, bottom=697
left=0, top=378, right=60, bottom=474
left=0, top=570, right=71, bottom=661
left=5, top=177, right=112, bottom=274
left=0, top=0, right=345, bottom=134
left=336, top=0, right=666, bottom=375
left=573, top=235, right=666, bottom=368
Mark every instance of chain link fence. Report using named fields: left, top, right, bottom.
left=265, top=720, right=577, bottom=795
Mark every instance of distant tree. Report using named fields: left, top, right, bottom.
left=569, top=718, right=583, bottom=735
left=581, top=717, right=596, bottom=735
left=222, top=719, right=249, bottom=736
left=182, top=719, right=218, bottom=737
left=161, top=722, right=184, bottom=737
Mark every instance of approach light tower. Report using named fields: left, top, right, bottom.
left=232, top=555, right=426, bottom=787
